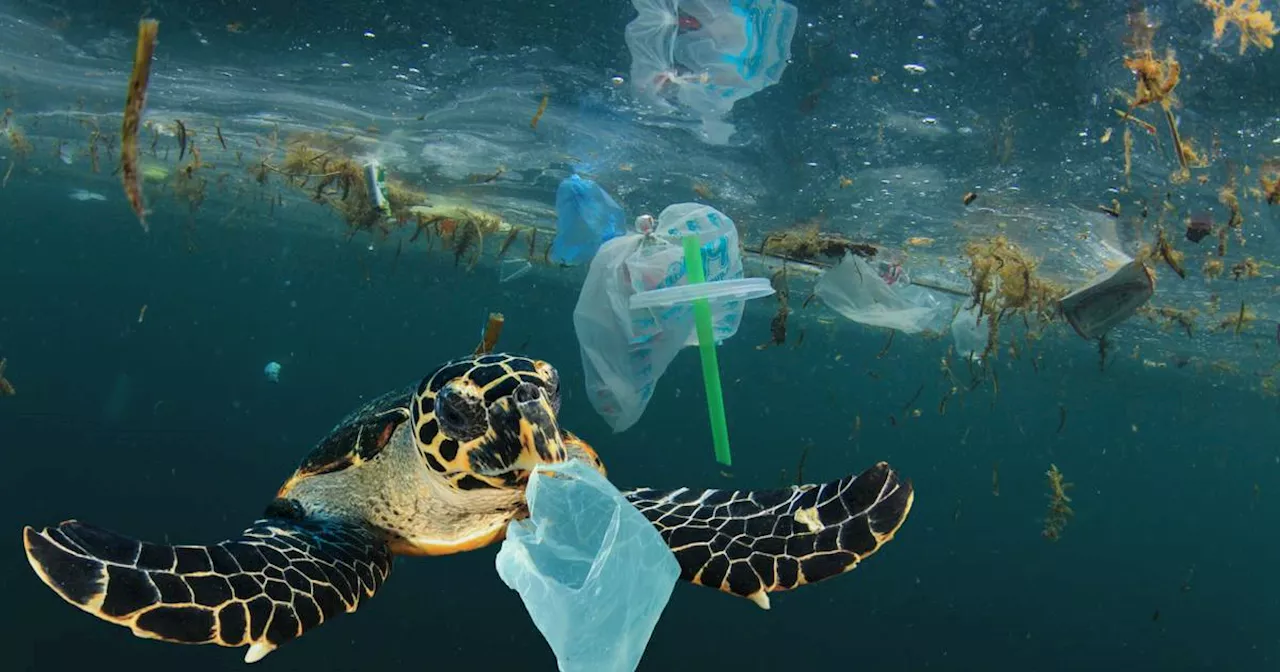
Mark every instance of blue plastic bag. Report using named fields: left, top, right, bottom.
left=551, top=175, right=626, bottom=266
left=495, top=459, right=679, bottom=672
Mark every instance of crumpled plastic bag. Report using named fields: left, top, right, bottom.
left=625, top=0, right=798, bottom=144
left=551, top=175, right=627, bottom=266
left=495, top=459, right=680, bottom=672
left=816, top=251, right=950, bottom=334
left=574, top=203, right=746, bottom=431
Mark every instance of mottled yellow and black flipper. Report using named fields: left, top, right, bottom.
left=23, top=516, right=391, bottom=663
left=624, top=461, right=912, bottom=609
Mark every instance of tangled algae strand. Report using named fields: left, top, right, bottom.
left=963, top=236, right=1067, bottom=359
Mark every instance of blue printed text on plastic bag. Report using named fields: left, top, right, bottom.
left=626, top=209, right=741, bottom=347
left=551, top=175, right=626, bottom=266
left=495, top=460, right=679, bottom=672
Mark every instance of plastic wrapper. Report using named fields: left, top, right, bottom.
left=495, top=459, right=679, bottom=672
left=816, top=252, right=951, bottom=334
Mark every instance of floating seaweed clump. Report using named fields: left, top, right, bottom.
left=407, top=203, right=508, bottom=270
left=1258, top=160, right=1280, bottom=205
left=171, top=146, right=208, bottom=213
left=963, top=236, right=1067, bottom=358
left=759, top=221, right=878, bottom=262
left=1042, top=464, right=1074, bottom=542
left=1200, top=0, right=1278, bottom=54
left=272, top=133, right=427, bottom=233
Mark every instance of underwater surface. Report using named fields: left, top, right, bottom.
left=1, top=0, right=1278, bottom=670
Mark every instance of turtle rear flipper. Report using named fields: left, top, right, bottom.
left=625, top=461, right=913, bottom=609
left=22, top=517, right=391, bottom=663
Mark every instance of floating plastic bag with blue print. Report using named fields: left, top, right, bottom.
left=625, top=0, right=799, bottom=144
left=573, top=203, right=748, bottom=432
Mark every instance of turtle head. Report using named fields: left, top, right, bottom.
left=412, top=353, right=568, bottom=491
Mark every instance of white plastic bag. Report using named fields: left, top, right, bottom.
left=574, top=203, right=747, bottom=432
left=815, top=252, right=949, bottom=334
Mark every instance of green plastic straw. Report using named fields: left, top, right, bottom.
left=681, top=234, right=732, bottom=466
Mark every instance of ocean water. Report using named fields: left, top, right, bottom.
left=2, top=0, right=1278, bottom=670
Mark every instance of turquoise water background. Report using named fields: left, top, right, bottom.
left=2, top=187, right=1276, bottom=670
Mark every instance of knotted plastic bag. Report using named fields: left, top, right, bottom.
left=495, top=459, right=679, bottom=672
left=551, top=175, right=626, bottom=266
left=573, top=203, right=748, bottom=432
left=816, top=251, right=950, bottom=334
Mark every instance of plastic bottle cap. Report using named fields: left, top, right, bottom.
left=629, top=277, right=773, bottom=310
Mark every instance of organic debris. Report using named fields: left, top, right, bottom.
left=1137, top=228, right=1187, bottom=279
left=963, top=236, right=1067, bottom=358
left=530, top=93, right=549, bottom=130
left=1215, top=300, right=1256, bottom=334
left=1219, top=180, right=1244, bottom=229
left=1120, top=16, right=1197, bottom=181
left=121, top=18, right=160, bottom=231
left=474, top=312, right=505, bottom=356
left=1142, top=305, right=1199, bottom=337
left=757, top=268, right=791, bottom=349
left=271, top=133, right=427, bottom=233
left=0, top=358, right=14, bottom=396
left=1258, top=160, right=1280, bottom=204
left=1231, top=257, right=1262, bottom=280
left=1042, top=464, right=1074, bottom=541
left=759, top=222, right=877, bottom=263
left=1200, top=0, right=1278, bottom=54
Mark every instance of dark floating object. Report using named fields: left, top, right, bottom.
left=1059, top=260, right=1156, bottom=339
left=1185, top=213, right=1213, bottom=243
left=963, top=191, right=978, bottom=206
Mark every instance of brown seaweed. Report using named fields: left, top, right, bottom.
left=121, top=19, right=160, bottom=231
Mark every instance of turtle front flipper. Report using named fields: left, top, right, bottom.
left=22, top=516, right=391, bottom=664
left=624, top=461, right=913, bottom=609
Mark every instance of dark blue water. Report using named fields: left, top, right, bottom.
left=3, top=180, right=1277, bottom=671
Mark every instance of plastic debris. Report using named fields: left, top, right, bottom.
left=950, top=303, right=991, bottom=362
left=551, top=175, right=626, bottom=266
left=574, top=203, right=764, bottom=432
left=625, top=0, right=798, bottom=144
left=1059, top=259, right=1156, bottom=339
left=499, top=257, right=533, bottom=283
left=495, top=459, right=679, bottom=672
left=815, top=252, right=950, bottom=334
left=363, top=161, right=391, bottom=219
left=68, top=189, right=107, bottom=202
left=263, top=361, right=281, bottom=383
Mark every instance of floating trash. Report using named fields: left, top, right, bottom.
left=625, top=0, right=798, bottom=143
left=495, top=459, right=679, bottom=672
left=499, top=258, right=533, bottom=283
left=68, top=189, right=107, bottom=202
left=264, top=361, right=281, bottom=383
left=573, top=203, right=767, bottom=433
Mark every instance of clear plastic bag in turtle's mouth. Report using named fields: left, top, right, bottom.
left=495, top=459, right=679, bottom=672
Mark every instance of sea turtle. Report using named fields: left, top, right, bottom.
left=23, top=353, right=914, bottom=664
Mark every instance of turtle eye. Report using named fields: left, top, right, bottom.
left=434, top=382, right=487, bottom=441
left=535, top=362, right=561, bottom=414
